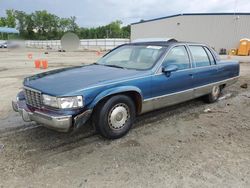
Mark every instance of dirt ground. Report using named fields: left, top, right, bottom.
left=0, top=49, right=249, bottom=188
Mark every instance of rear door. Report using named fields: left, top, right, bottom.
left=151, top=45, right=194, bottom=110
left=188, top=45, right=218, bottom=97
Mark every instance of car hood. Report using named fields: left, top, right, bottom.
left=24, top=64, right=146, bottom=96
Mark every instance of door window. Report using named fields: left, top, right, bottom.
left=189, top=46, right=210, bottom=67
left=163, top=46, right=190, bottom=70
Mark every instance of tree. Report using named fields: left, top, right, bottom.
left=5, top=9, right=16, bottom=27
left=14, top=11, right=28, bottom=35
left=122, top=25, right=130, bottom=38
left=0, top=9, right=131, bottom=40
left=25, top=14, right=35, bottom=39
left=108, top=20, right=123, bottom=38
left=0, top=17, right=6, bottom=27
left=68, top=16, right=78, bottom=32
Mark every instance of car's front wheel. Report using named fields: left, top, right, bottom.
left=93, top=95, right=136, bottom=139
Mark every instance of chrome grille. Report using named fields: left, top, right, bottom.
left=24, top=88, right=42, bottom=108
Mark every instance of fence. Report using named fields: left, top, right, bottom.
left=25, top=38, right=130, bottom=50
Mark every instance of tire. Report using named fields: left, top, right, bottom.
left=204, top=85, right=221, bottom=103
left=93, top=95, right=136, bottom=139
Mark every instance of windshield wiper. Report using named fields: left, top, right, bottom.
left=104, top=64, right=126, bottom=69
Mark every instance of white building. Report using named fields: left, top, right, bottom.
left=131, top=13, right=250, bottom=52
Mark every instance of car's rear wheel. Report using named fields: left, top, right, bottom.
left=93, top=95, right=136, bottom=139
left=204, top=85, right=221, bottom=103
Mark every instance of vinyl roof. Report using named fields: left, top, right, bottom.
left=130, top=41, right=204, bottom=47
left=130, top=38, right=178, bottom=46
left=130, top=41, right=173, bottom=46
left=131, top=12, right=250, bottom=25
left=0, top=27, right=19, bottom=34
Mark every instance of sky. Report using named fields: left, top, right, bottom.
left=0, top=0, right=250, bottom=27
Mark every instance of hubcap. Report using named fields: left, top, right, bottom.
left=212, top=86, right=220, bottom=98
left=108, top=103, right=130, bottom=130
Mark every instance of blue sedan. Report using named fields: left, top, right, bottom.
left=12, top=38, right=239, bottom=139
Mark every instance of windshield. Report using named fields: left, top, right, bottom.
left=97, top=45, right=166, bottom=70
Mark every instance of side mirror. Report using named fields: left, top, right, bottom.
left=162, top=64, right=178, bottom=76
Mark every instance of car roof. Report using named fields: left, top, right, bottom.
left=130, top=41, right=173, bottom=46
left=129, top=38, right=205, bottom=47
left=130, top=41, right=205, bottom=47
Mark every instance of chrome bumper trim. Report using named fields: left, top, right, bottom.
left=30, top=111, right=72, bottom=132
left=12, top=100, right=92, bottom=132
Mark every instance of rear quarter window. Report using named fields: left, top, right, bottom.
left=210, top=48, right=221, bottom=61
left=204, top=47, right=216, bottom=65
left=189, top=46, right=210, bottom=67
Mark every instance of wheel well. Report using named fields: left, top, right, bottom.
left=94, top=91, right=142, bottom=115
left=220, top=84, right=226, bottom=89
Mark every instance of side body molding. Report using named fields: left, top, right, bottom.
left=88, top=86, right=144, bottom=110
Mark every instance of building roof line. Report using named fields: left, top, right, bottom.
left=0, top=27, right=19, bottom=34
left=131, top=12, right=250, bottom=25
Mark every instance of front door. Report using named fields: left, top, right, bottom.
left=151, top=45, right=194, bottom=110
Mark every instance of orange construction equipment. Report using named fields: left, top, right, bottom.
left=237, top=38, right=250, bottom=56
left=41, top=60, right=48, bottom=69
left=34, top=59, right=41, bottom=68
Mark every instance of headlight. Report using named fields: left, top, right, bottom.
left=42, top=94, right=59, bottom=108
left=42, top=95, right=83, bottom=109
left=58, top=96, right=83, bottom=109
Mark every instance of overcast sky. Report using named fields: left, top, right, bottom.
left=0, top=0, right=249, bottom=27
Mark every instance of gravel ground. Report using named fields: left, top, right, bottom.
left=0, top=49, right=249, bottom=187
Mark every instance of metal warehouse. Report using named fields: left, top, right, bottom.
left=131, top=13, right=250, bottom=52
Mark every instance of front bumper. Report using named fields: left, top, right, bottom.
left=12, top=100, right=92, bottom=132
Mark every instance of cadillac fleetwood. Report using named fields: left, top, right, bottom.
left=12, top=39, right=239, bottom=139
